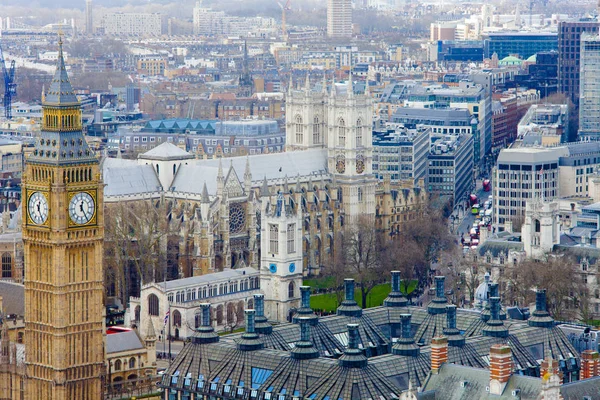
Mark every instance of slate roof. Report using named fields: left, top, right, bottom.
left=477, top=239, right=524, bottom=257
left=103, top=161, right=162, bottom=197
left=139, top=142, right=195, bottom=161
left=163, top=267, right=258, bottom=291
left=0, top=281, right=24, bottom=316
left=105, top=331, right=144, bottom=354
left=421, top=363, right=542, bottom=400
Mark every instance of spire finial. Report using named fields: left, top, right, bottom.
left=305, top=72, right=310, bottom=91
left=347, top=72, right=353, bottom=97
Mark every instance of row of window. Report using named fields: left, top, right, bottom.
left=268, top=223, right=296, bottom=255
left=167, top=277, right=261, bottom=304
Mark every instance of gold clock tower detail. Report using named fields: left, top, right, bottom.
left=23, top=35, right=105, bottom=399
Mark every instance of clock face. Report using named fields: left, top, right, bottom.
left=69, top=192, right=95, bottom=225
left=289, top=263, right=296, bottom=273
left=269, top=263, right=277, bottom=274
left=336, top=154, right=346, bottom=174
left=356, top=154, right=365, bottom=174
left=28, top=192, right=48, bottom=225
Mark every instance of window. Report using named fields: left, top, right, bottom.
left=148, top=294, right=159, bottom=316
left=338, top=118, right=346, bottom=146
left=356, top=118, right=363, bottom=147
left=295, top=115, right=303, bottom=144
left=173, top=310, right=182, bottom=327
left=114, top=360, right=122, bottom=371
left=313, top=116, right=320, bottom=144
left=287, top=223, right=296, bottom=254
left=269, top=224, right=279, bottom=254
left=288, top=282, right=295, bottom=299
left=129, top=357, right=136, bottom=369
left=535, top=219, right=541, bottom=233
left=358, top=188, right=363, bottom=202
left=1, top=252, right=11, bottom=278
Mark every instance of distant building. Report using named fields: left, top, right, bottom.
left=427, top=132, right=474, bottom=207
left=579, top=33, right=600, bottom=140
left=483, top=32, right=558, bottom=59
left=101, top=13, right=163, bottom=36
left=85, top=0, right=93, bottom=34
left=516, top=104, right=569, bottom=147
left=327, top=0, right=353, bottom=38
left=136, top=57, right=167, bottom=76
left=112, top=119, right=285, bottom=157
left=558, top=20, right=599, bottom=106
left=372, top=125, right=430, bottom=184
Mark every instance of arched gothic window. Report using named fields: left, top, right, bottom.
left=338, top=118, right=346, bottom=147
left=173, top=310, right=182, bottom=327
left=288, top=282, right=295, bottom=299
left=313, top=116, right=321, bottom=144
left=129, top=357, right=136, bottom=369
left=114, top=360, right=122, bottom=371
left=295, top=115, right=303, bottom=144
left=148, top=294, right=159, bottom=316
left=356, top=119, right=363, bottom=147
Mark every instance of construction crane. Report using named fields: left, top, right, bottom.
left=277, top=0, right=292, bottom=40
left=0, top=43, right=16, bottom=120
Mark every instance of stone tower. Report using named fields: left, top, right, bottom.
left=522, top=199, right=560, bottom=259
left=23, top=34, right=105, bottom=399
left=327, top=76, right=376, bottom=219
left=260, top=193, right=303, bottom=322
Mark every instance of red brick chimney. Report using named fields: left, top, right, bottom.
left=489, top=344, right=512, bottom=395
left=581, top=350, right=600, bottom=379
left=431, top=336, right=448, bottom=373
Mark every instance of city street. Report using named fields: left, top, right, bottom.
left=455, top=179, right=492, bottom=238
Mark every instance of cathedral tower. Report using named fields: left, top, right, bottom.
left=23, top=35, right=105, bottom=399
left=260, top=193, right=303, bottom=322
left=327, top=77, right=376, bottom=219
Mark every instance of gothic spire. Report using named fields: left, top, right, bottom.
left=45, top=33, right=79, bottom=105
left=201, top=182, right=210, bottom=203
left=261, top=176, right=270, bottom=197
left=305, top=72, right=311, bottom=91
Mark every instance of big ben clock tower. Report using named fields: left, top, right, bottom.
left=23, top=34, right=105, bottom=399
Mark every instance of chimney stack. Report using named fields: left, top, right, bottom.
left=337, top=279, right=362, bottom=317
left=237, top=309, right=263, bottom=351
left=193, top=303, right=219, bottom=344
left=254, top=294, right=273, bottom=334
left=489, top=344, right=512, bottom=395
left=384, top=271, right=408, bottom=307
left=293, top=286, right=318, bottom=324
left=528, top=289, right=554, bottom=327
left=431, top=336, right=448, bottom=373
left=581, top=350, right=600, bottom=379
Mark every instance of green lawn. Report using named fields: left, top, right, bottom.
left=303, top=276, right=337, bottom=290
left=307, top=280, right=418, bottom=313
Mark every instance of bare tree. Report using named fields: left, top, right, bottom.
left=104, top=197, right=191, bottom=302
left=503, top=255, right=585, bottom=321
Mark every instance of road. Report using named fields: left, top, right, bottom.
left=455, top=179, right=491, bottom=239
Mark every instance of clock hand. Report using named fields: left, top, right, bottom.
left=36, top=202, right=40, bottom=213
left=79, top=201, right=84, bottom=213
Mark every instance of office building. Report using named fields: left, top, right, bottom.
left=494, top=142, right=600, bottom=228
left=85, top=0, right=93, bottom=34
left=483, top=32, right=558, bottom=59
left=579, top=33, right=600, bottom=140
left=327, top=0, right=353, bottom=38
left=402, top=81, right=491, bottom=166
left=101, top=13, right=163, bottom=36
left=493, top=147, right=562, bottom=228
left=558, top=20, right=599, bottom=106
left=516, top=104, right=569, bottom=147
left=427, top=133, right=474, bottom=207
left=372, top=125, right=430, bottom=184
